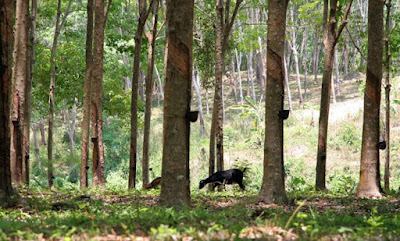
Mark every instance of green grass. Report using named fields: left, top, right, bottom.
left=2, top=189, right=400, bottom=240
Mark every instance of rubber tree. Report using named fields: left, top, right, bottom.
left=159, top=0, right=194, bottom=208
left=315, top=0, right=353, bottom=191
left=355, top=0, right=384, bottom=198
left=0, top=0, right=19, bottom=207
left=258, top=0, right=289, bottom=204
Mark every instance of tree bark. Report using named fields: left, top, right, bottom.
left=214, top=0, right=225, bottom=173
left=11, top=0, right=30, bottom=186
left=91, top=0, right=110, bottom=188
left=80, top=0, right=94, bottom=190
left=159, top=0, right=194, bottom=208
left=316, top=0, right=353, bottom=190
left=129, top=0, right=154, bottom=189
left=142, top=0, right=159, bottom=188
left=258, top=0, right=289, bottom=204
left=383, top=0, right=391, bottom=193
left=0, top=0, right=19, bottom=206
left=355, top=0, right=384, bottom=198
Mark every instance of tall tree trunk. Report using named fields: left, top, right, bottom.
left=142, top=0, right=159, bottom=188
left=258, top=0, right=288, bottom=204
left=356, top=0, right=384, bottom=198
left=316, top=0, right=353, bottom=190
left=211, top=0, right=243, bottom=175
left=129, top=0, right=154, bottom=189
left=91, top=0, right=110, bottom=188
left=159, top=0, right=193, bottom=208
left=0, top=0, right=19, bottom=206
left=11, top=0, right=30, bottom=186
left=23, top=0, right=37, bottom=186
left=47, top=0, right=73, bottom=188
left=80, top=0, right=94, bottom=190
left=383, top=0, right=392, bottom=193
left=290, top=4, right=303, bottom=105
left=214, top=0, right=225, bottom=173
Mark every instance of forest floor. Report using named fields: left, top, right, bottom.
left=2, top=188, right=400, bottom=240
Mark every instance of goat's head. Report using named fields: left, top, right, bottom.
left=199, top=180, right=206, bottom=189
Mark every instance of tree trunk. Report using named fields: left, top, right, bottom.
left=67, top=102, right=77, bottom=157
left=129, top=0, right=154, bottom=189
left=290, top=4, right=303, bottom=105
left=155, top=65, right=164, bottom=100
left=47, top=0, right=73, bottom=188
left=230, top=60, right=238, bottom=104
left=23, top=0, right=37, bottom=186
left=11, top=0, right=30, bottom=186
left=258, top=0, right=288, bottom=204
left=32, top=123, right=40, bottom=168
left=142, top=0, right=159, bottom=188
left=159, top=0, right=193, bottom=208
left=312, top=31, right=320, bottom=84
left=334, top=48, right=340, bottom=95
left=91, top=0, right=109, bottom=188
left=214, top=0, right=225, bottom=173
left=235, top=49, right=245, bottom=108
left=316, top=0, right=353, bottom=191
left=331, top=71, right=337, bottom=103
left=205, top=88, right=209, bottom=115
left=80, top=0, right=94, bottom=190
left=40, top=117, right=46, bottom=146
left=284, top=54, right=294, bottom=112
left=356, top=0, right=384, bottom=198
left=247, top=52, right=256, bottom=102
left=383, top=0, right=391, bottom=193
left=0, top=0, right=19, bottom=206
left=193, top=67, right=206, bottom=137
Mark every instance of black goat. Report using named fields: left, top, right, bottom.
left=199, top=168, right=247, bottom=190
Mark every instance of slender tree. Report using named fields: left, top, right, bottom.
left=142, top=0, right=159, bottom=188
left=210, top=0, right=243, bottom=177
left=258, top=0, right=288, bottom=204
left=11, top=0, right=30, bottom=186
left=91, top=0, right=112, bottom=188
left=383, top=0, right=392, bottom=193
left=355, top=0, right=384, bottom=198
left=0, top=0, right=19, bottom=207
left=24, top=0, right=38, bottom=186
left=129, top=0, right=155, bottom=189
left=315, top=0, right=353, bottom=190
left=159, top=0, right=194, bottom=208
left=81, top=0, right=94, bottom=189
left=47, top=0, right=73, bottom=188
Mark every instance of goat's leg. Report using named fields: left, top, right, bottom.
left=238, top=182, right=245, bottom=191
